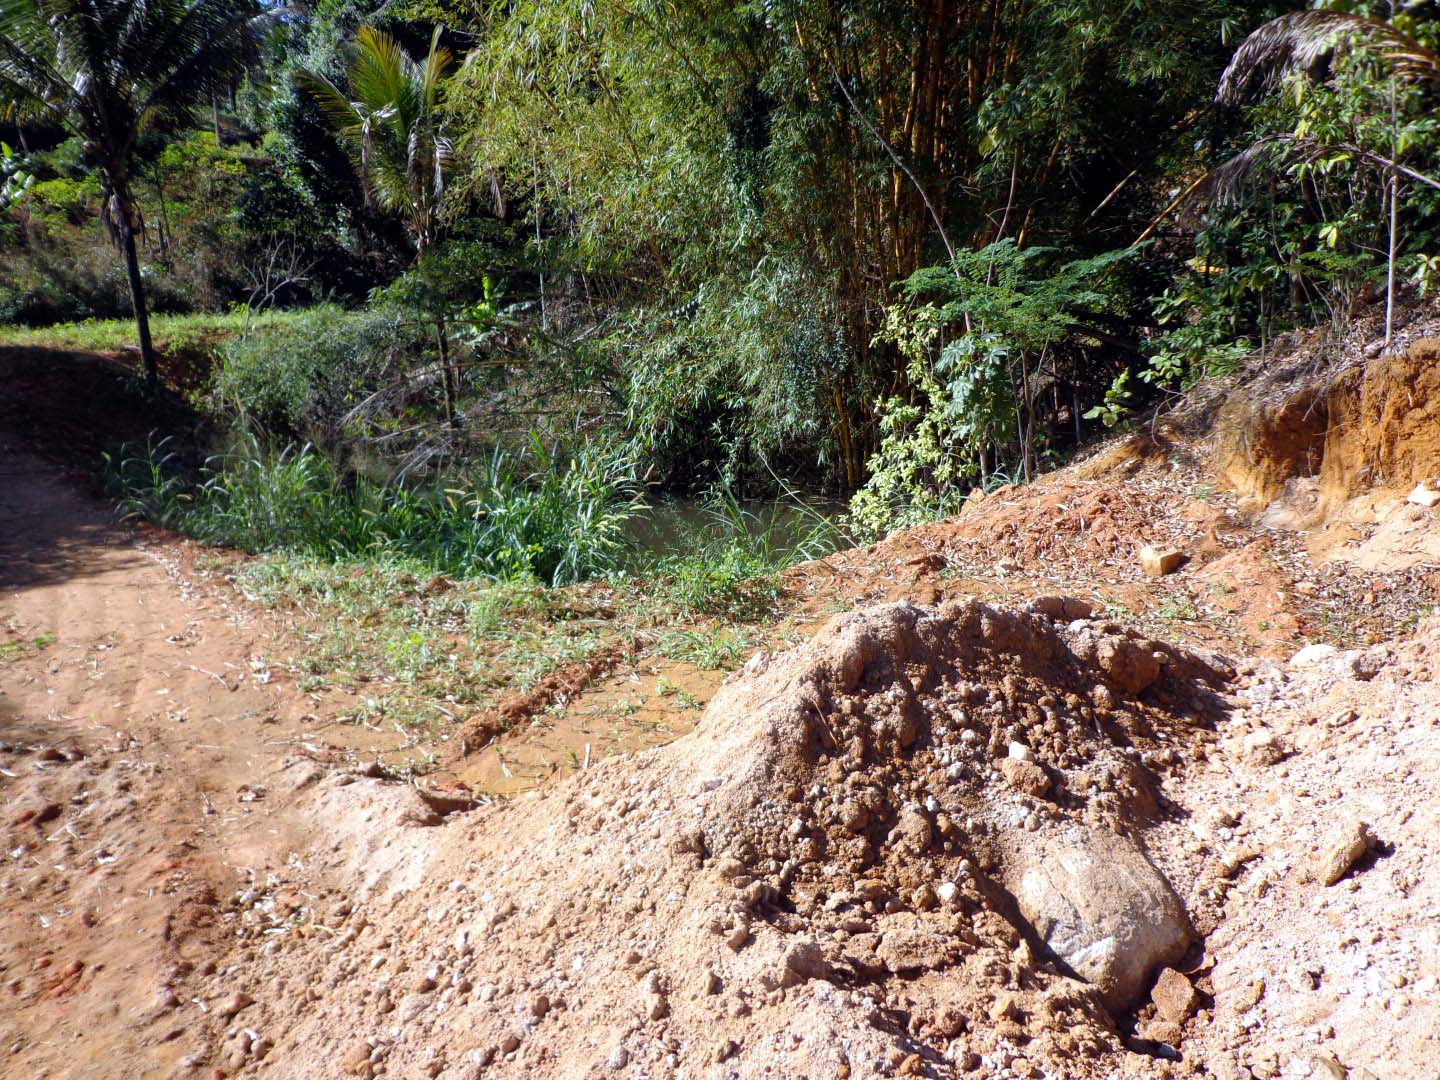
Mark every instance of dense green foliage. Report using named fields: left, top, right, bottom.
left=9, top=0, right=1440, bottom=563
left=441, top=0, right=1253, bottom=486
left=0, top=0, right=278, bottom=379
left=211, top=305, right=432, bottom=448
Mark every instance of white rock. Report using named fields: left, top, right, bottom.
left=1290, top=643, right=1339, bottom=667
left=1013, top=832, right=1193, bottom=1011
left=936, top=882, right=959, bottom=904
left=1407, top=482, right=1440, bottom=507
left=1007, top=741, right=1035, bottom=762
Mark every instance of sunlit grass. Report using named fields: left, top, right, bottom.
left=0, top=309, right=303, bottom=352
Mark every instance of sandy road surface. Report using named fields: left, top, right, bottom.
left=0, top=436, right=308, bottom=1079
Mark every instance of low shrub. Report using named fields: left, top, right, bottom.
left=211, top=306, right=426, bottom=446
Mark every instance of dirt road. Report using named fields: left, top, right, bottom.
left=0, top=436, right=311, bottom=1079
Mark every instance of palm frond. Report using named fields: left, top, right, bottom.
left=293, top=67, right=366, bottom=137
left=139, top=2, right=282, bottom=124
left=0, top=0, right=70, bottom=116
left=420, top=25, right=454, bottom=103
left=350, top=26, right=410, bottom=114
left=1218, top=11, right=1440, bottom=104
left=1206, top=136, right=1287, bottom=206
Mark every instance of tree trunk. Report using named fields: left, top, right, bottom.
left=436, top=317, right=458, bottom=428
left=119, top=213, right=158, bottom=388
left=1385, top=79, right=1399, bottom=349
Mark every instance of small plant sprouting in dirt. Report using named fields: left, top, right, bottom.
left=1399, top=605, right=1439, bottom=634
left=1159, top=596, right=1199, bottom=621
left=655, top=676, right=702, bottom=711
left=0, top=631, right=57, bottom=661
left=389, top=752, right=439, bottom=778
left=610, top=697, right=642, bottom=718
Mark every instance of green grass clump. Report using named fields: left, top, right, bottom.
left=108, top=430, right=645, bottom=587
left=654, top=627, right=754, bottom=670
left=648, top=487, right=847, bottom=621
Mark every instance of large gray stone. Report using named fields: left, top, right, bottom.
left=1013, top=831, right=1193, bottom=1012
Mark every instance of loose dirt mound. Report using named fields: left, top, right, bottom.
left=914, top=485, right=1180, bottom=569
left=176, top=599, right=1232, bottom=1078
left=5, top=331, right=1438, bottom=1079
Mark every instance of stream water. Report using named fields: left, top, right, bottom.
left=625, top=493, right=850, bottom=562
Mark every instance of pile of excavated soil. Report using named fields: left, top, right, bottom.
left=168, top=598, right=1235, bottom=1079
left=916, top=484, right=1188, bottom=570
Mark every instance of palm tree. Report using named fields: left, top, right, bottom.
left=0, top=0, right=274, bottom=386
left=298, top=26, right=454, bottom=252
left=298, top=26, right=461, bottom=423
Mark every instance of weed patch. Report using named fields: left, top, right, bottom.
left=655, top=627, right=754, bottom=670
left=110, top=432, right=645, bottom=586
left=0, top=631, right=56, bottom=661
